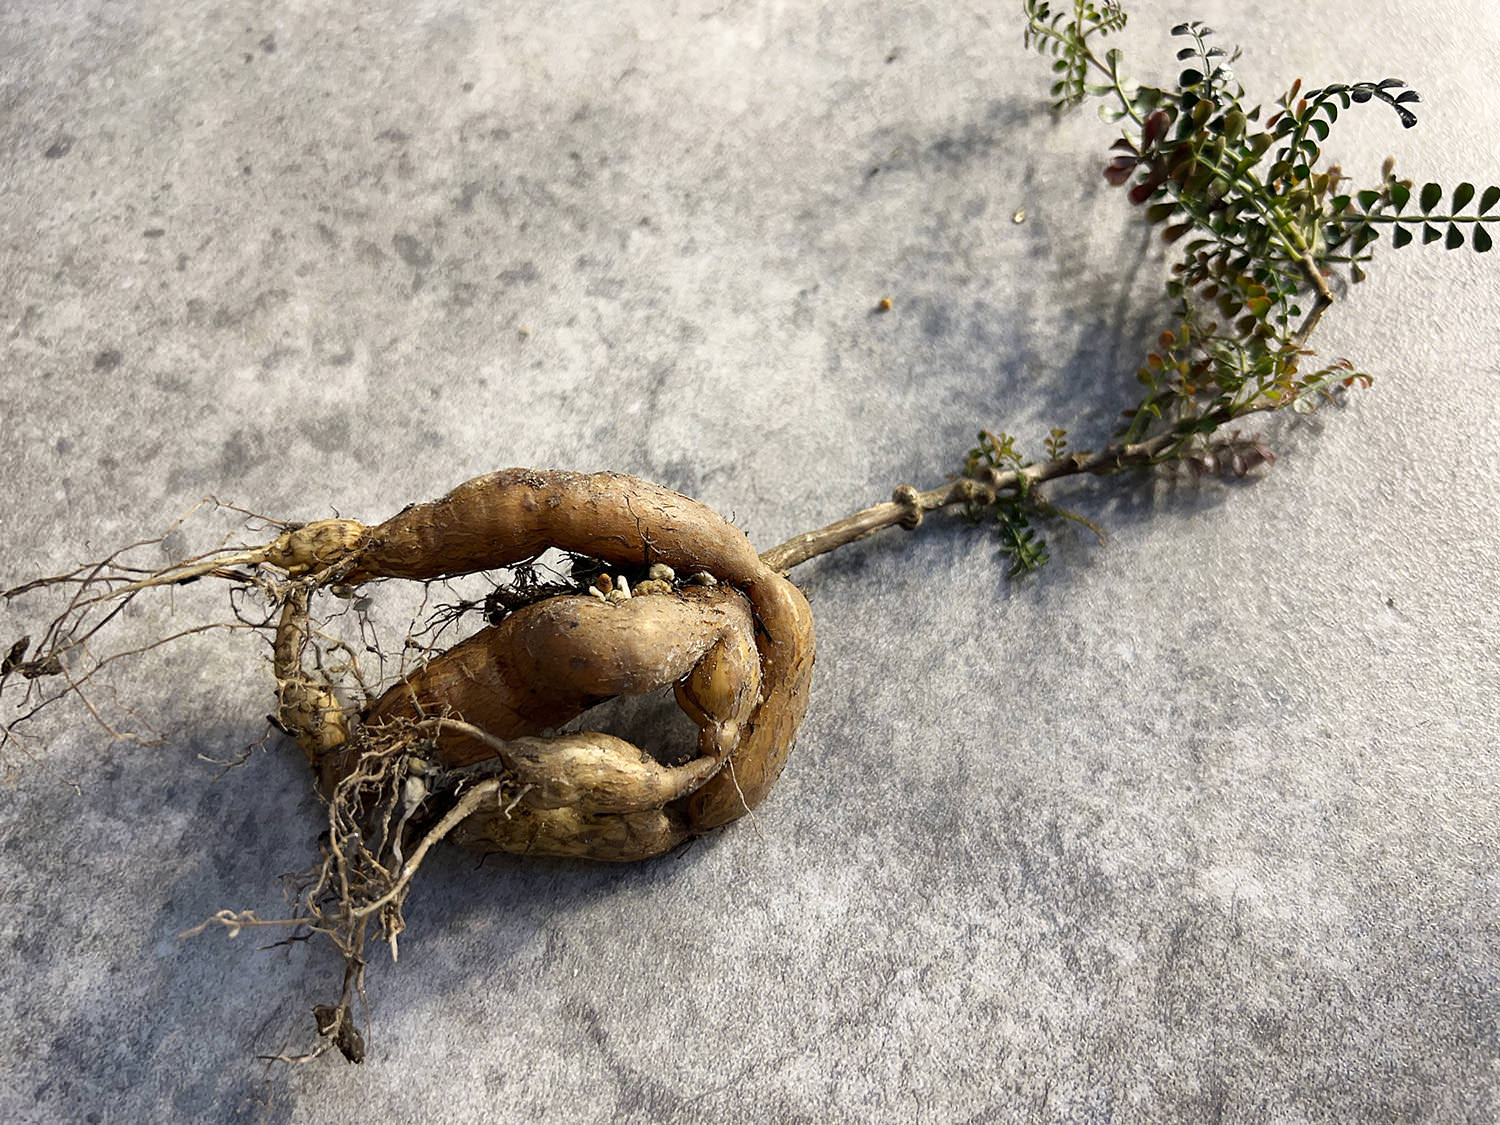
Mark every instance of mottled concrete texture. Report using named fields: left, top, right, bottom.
left=2, top=1, right=1497, bottom=1120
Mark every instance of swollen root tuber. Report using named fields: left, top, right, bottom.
left=261, top=468, right=812, bottom=860
left=2, top=466, right=819, bottom=1055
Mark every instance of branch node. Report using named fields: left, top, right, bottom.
left=891, top=485, right=923, bottom=529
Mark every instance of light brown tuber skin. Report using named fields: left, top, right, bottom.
left=272, top=468, right=816, bottom=862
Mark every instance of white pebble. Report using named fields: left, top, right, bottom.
left=647, top=563, right=675, bottom=582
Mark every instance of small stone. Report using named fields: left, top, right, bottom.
left=647, top=563, right=675, bottom=582
left=686, top=571, right=717, bottom=586
left=634, top=579, right=672, bottom=596
left=606, top=588, right=630, bottom=604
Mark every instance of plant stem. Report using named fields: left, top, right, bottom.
left=760, top=433, right=1163, bottom=573
left=760, top=399, right=1288, bottom=574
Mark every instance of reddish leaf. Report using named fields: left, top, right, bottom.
left=1105, top=156, right=1137, bottom=186
left=1142, top=110, right=1171, bottom=148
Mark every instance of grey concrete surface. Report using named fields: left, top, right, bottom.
left=1, top=1, right=1497, bottom=1120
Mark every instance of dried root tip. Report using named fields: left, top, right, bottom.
left=273, top=591, right=351, bottom=772
left=892, top=484, right=923, bottom=529
left=265, top=519, right=369, bottom=578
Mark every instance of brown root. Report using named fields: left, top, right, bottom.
left=281, top=468, right=818, bottom=861
left=6, top=467, right=818, bottom=1061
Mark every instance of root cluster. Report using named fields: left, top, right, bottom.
left=2, top=469, right=816, bottom=1063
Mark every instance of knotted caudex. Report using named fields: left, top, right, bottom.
left=266, top=468, right=815, bottom=862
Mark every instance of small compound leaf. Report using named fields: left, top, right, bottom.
left=1420, top=182, right=1441, bottom=213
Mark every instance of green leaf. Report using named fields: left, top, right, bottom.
left=1453, top=182, right=1475, bottom=211
left=1355, top=189, right=1379, bottom=211
left=1389, top=183, right=1410, bottom=212
left=1475, top=225, right=1493, bottom=253
left=1392, top=224, right=1413, bottom=248
left=1445, top=223, right=1463, bottom=249
left=1420, top=182, right=1441, bottom=213
left=1422, top=223, right=1442, bottom=244
left=1480, top=186, right=1500, bottom=215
